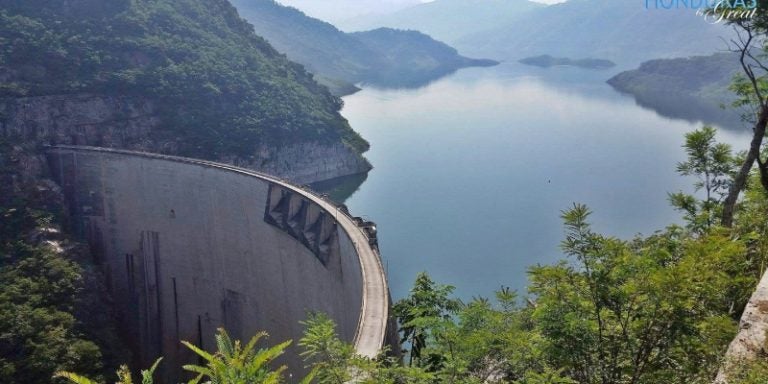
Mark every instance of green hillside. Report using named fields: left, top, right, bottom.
left=0, top=0, right=368, bottom=157
left=231, top=0, right=497, bottom=94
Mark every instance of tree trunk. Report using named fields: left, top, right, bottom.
left=722, top=104, right=768, bottom=227
left=758, top=156, right=768, bottom=192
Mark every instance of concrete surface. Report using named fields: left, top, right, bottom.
left=46, top=146, right=391, bottom=382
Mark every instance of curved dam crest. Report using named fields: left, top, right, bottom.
left=45, top=146, right=394, bottom=382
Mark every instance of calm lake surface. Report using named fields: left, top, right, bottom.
left=328, top=62, right=750, bottom=301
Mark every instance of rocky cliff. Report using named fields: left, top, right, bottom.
left=715, top=269, right=768, bottom=383
left=0, top=94, right=371, bottom=184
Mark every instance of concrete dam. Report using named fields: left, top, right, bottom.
left=45, top=146, right=395, bottom=382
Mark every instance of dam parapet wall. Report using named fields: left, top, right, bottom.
left=45, top=145, right=391, bottom=382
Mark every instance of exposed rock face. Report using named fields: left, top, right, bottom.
left=0, top=93, right=371, bottom=184
left=0, top=94, right=161, bottom=149
left=715, top=269, right=768, bottom=383
left=236, top=142, right=372, bottom=185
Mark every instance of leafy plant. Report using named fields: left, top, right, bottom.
left=55, top=358, right=162, bottom=384
left=182, top=328, right=292, bottom=384
left=668, top=126, right=735, bottom=231
left=298, top=312, right=358, bottom=384
left=393, top=272, right=461, bottom=369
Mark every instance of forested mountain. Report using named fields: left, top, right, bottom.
left=608, top=53, right=743, bottom=128
left=0, top=0, right=367, bottom=157
left=231, top=0, right=497, bottom=95
left=348, top=28, right=497, bottom=87
left=339, top=0, right=545, bottom=45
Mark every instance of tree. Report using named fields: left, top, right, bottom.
left=434, top=289, right=543, bottom=383
left=393, top=272, right=461, bottom=369
left=668, top=126, right=734, bottom=231
left=720, top=1, right=768, bottom=226
left=0, top=243, right=107, bottom=384
left=298, top=311, right=441, bottom=384
left=528, top=204, right=742, bottom=384
left=298, top=313, right=359, bottom=384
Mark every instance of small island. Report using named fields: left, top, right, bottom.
left=519, top=54, right=616, bottom=69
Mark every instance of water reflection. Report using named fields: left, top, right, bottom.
left=357, top=62, right=498, bottom=95
left=613, top=89, right=745, bottom=130
left=310, top=172, right=368, bottom=203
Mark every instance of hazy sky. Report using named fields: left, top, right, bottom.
left=277, top=0, right=423, bottom=22
left=278, top=0, right=567, bottom=23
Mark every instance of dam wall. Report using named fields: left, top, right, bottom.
left=45, top=146, right=391, bottom=382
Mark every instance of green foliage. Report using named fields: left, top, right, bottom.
left=729, top=72, right=768, bottom=124
left=677, top=126, right=734, bottom=199
left=298, top=310, right=438, bottom=384
left=668, top=126, right=735, bottom=231
left=528, top=205, right=744, bottom=384
left=182, top=328, right=291, bottom=384
left=54, top=372, right=100, bottom=384
left=734, top=173, right=768, bottom=282
left=514, top=367, right=577, bottom=384
left=727, top=358, right=768, bottom=384
left=55, top=358, right=162, bottom=384
left=0, top=0, right=368, bottom=157
left=56, top=329, right=293, bottom=384
left=0, top=139, right=128, bottom=384
left=393, top=272, right=461, bottom=369
left=298, top=312, right=359, bottom=384
left=0, top=236, right=109, bottom=384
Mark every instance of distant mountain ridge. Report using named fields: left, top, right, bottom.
left=345, top=0, right=735, bottom=66
left=231, top=0, right=497, bottom=95
left=339, top=0, right=545, bottom=44
left=458, top=0, right=736, bottom=64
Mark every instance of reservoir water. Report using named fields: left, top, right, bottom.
left=322, top=62, right=750, bottom=301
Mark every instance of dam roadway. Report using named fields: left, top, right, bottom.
left=46, top=145, right=393, bottom=381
